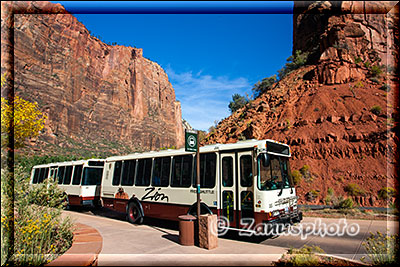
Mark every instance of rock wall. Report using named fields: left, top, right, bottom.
left=293, top=1, right=398, bottom=85
left=204, top=1, right=399, bottom=207
left=1, top=1, right=184, bottom=154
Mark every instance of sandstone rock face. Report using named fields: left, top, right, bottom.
left=204, top=2, right=399, bottom=207
left=293, top=1, right=398, bottom=85
left=1, top=1, right=184, bottom=154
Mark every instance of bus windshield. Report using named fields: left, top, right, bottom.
left=258, top=154, right=292, bottom=191
left=81, top=167, right=103, bottom=186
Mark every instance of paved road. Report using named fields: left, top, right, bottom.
left=63, top=208, right=398, bottom=264
left=259, top=217, right=398, bottom=262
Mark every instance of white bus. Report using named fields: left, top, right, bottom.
left=101, top=139, right=302, bottom=231
left=30, top=159, right=105, bottom=207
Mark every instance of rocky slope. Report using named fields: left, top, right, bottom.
left=1, top=1, right=184, bottom=156
left=204, top=1, right=399, bottom=207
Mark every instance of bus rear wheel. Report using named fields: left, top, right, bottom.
left=127, top=201, right=143, bottom=224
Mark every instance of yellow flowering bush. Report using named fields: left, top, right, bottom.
left=1, top=165, right=74, bottom=266
left=13, top=205, right=74, bottom=266
left=1, top=95, right=47, bottom=148
left=361, top=231, right=398, bottom=265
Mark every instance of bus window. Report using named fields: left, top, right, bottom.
left=161, top=157, right=171, bottom=186
left=32, top=168, right=40, bottom=184
left=88, top=161, right=105, bottom=166
left=82, top=167, right=103, bottom=186
left=241, top=191, right=254, bottom=219
left=72, top=165, right=83, bottom=185
left=112, top=161, right=122, bottom=186
left=39, top=168, right=49, bottom=183
left=121, top=160, right=136, bottom=186
left=44, top=168, right=49, bottom=182
left=240, top=155, right=253, bottom=187
left=258, top=154, right=290, bottom=190
left=171, top=155, right=192, bottom=187
left=152, top=157, right=170, bottom=187
left=63, top=166, right=73, bottom=185
left=222, top=191, right=234, bottom=222
left=135, top=158, right=152, bottom=186
left=280, top=157, right=292, bottom=187
left=222, top=157, right=233, bottom=187
left=193, top=153, right=216, bottom=189
left=57, top=166, right=65, bottom=184
left=38, top=168, right=45, bottom=183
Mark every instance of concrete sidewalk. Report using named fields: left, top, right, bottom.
left=62, top=210, right=287, bottom=266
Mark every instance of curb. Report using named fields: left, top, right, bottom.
left=315, top=253, right=368, bottom=266
left=46, top=223, right=103, bottom=266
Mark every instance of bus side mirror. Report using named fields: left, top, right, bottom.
left=262, top=154, right=270, bottom=167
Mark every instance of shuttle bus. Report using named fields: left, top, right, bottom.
left=101, top=139, right=302, bottom=232
left=30, top=159, right=105, bottom=207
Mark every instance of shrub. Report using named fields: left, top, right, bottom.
left=300, top=165, right=310, bottom=175
left=354, top=57, right=362, bottom=64
left=371, top=65, right=383, bottom=77
left=290, top=170, right=302, bottom=185
left=281, top=245, right=325, bottom=266
left=13, top=205, right=74, bottom=266
left=278, top=50, right=309, bottom=80
left=3, top=165, right=74, bottom=266
left=1, top=95, right=47, bottom=148
left=344, top=183, right=365, bottom=196
left=228, top=93, right=248, bottom=113
left=336, top=197, right=354, bottom=209
left=354, top=81, right=364, bottom=88
left=26, top=180, right=67, bottom=209
left=324, top=188, right=336, bottom=205
left=299, top=165, right=313, bottom=183
left=378, top=187, right=396, bottom=200
left=370, top=105, right=382, bottom=115
left=361, top=232, right=398, bottom=265
left=284, top=119, right=291, bottom=130
left=305, top=190, right=319, bottom=201
left=252, top=75, right=277, bottom=98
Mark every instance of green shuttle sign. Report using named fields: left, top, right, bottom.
left=185, top=130, right=198, bottom=152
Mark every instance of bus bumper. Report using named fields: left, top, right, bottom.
left=262, top=211, right=303, bottom=233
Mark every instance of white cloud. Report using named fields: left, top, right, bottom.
left=166, top=66, right=251, bottom=131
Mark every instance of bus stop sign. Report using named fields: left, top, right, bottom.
left=185, top=130, right=198, bottom=152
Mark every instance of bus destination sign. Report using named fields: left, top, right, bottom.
left=185, top=129, right=198, bottom=152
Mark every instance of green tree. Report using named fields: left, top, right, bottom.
left=252, top=75, right=277, bottom=98
left=228, top=93, right=248, bottom=113
left=278, top=50, right=309, bottom=80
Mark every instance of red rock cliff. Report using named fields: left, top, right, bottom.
left=204, top=1, right=399, bottom=207
left=1, top=1, right=184, bottom=155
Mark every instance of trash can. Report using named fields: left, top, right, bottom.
left=178, top=215, right=196, bottom=246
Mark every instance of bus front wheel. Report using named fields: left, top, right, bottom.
left=127, top=201, right=143, bottom=224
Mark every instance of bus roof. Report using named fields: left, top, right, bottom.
left=32, top=158, right=105, bottom=169
left=105, top=139, right=290, bottom=162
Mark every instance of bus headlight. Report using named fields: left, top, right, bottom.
left=272, top=210, right=280, bottom=217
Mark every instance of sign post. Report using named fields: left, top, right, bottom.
left=185, top=129, right=200, bottom=243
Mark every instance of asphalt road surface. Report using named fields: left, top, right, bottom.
left=64, top=207, right=398, bottom=263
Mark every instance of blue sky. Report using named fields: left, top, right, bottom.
left=52, top=1, right=294, bottom=131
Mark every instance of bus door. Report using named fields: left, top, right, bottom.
left=220, top=153, right=237, bottom=227
left=69, top=165, right=83, bottom=200
left=237, top=151, right=254, bottom=228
